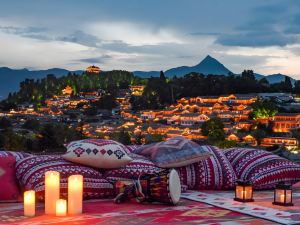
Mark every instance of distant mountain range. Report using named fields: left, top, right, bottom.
left=0, top=55, right=297, bottom=100
left=133, top=55, right=231, bottom=78
left=0, top=67, right=83, bottom=100
left=133, top=54, right=296, bottom=85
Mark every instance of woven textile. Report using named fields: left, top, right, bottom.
left=104, top=153, right=164, bottom=180
left=0, top=156, right=20, bottom=202
left=16, top=155, right=114, bottom=200
left=63, top=139, right=132, bottom=169
left=0, top=150, right=31, bottom=162
left=224, top=147, right=300, bottom=189
left=133, top=136, right=212, bottom=168
left=177, top=145, right=236, bottom=190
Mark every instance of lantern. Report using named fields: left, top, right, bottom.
left=273, top=183, right=293, bottom=206
left=234, top=181, right=254, bottom=202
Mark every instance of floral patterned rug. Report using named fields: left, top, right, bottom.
left=0, top=198, right=277, bottom=225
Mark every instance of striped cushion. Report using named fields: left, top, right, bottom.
left=104, top=153, right=187, bottom=192
left=16, top=155, right=114, bottom=200
left=224, top=148, right=300, bottom=189
left=177, top=145, right=236, bottom=190
left=104, top=153, right=164, bottom=181
left=0, top=150, right=31, bottom=162
left=133, top=136, right=212, bottom=168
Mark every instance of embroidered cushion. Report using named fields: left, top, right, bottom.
left=124, top=145, right=139, bottom=153
left=0, top=150, right=31, bottom=162
left=16, top=155, right=114, bottom=200
left=104, top=153, right=187, bottom=192
left=224, top=148, right=300, bottom=189
left=0, top=156, right=20, bottom=202
left=177, top=145, right=236, bottom=190
left=63, top=139, right=132, bottom=169
left=104, top=153, right=164, bottom=182
left=133, top=136, right=212, bottom=168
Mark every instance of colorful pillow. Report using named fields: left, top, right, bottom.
left=0, top=156, right=20, bottom=202
left=224, top=148, right=300, bottom=189
left=177, top=145, right=236, bottom=190
left=104, top=153, right=164, bottom=182
left=125, top=145, right=139, bottom=153
left=0, top=150, right=31, bottom=162
left=104, top=153, right=188, bottom=192
left=63, top=139, right=133, bottom=169
left=16, top=155, right=114, bottom=200
left=133, top=136, right=212, bottom=168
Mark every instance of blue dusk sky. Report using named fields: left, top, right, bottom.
left=0, top=0, right=300, bottom=77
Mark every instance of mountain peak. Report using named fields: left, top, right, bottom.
left=204, top=54, right=213, bottom=60
left=163, top=55, right=232, bottom=77
left=197, top=55, right=219, bottom=65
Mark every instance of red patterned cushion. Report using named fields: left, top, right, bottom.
left=133, top=136, right=212, bottom=168
left=16, top=155, right=114, bottom=200
left=0, top=156, right=20, bottom=202
left=177, top=145, right=236, bottom=190
left=104, top=153, right=188, bottom=192
left=63, top=139, right=132, bottom=169
left=124, top=145, right=139, bottom=153
left=224, top=148, right=300, bottom=189
left=104, top=153, right=164, bottom=182
left=0, top=150, right=31, bottom=162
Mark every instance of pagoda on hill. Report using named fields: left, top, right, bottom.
left=62, top=85, right=73, bottom=96
left=86, top=65, right=101, bottom=74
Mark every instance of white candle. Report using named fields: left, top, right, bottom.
left=24, top=190, right=35, bottom=217
left=68, top=175, right=83, bottom=215
left=45, top=171, right=60, bottom=215
left=280, top=194, right=285, bottom=203
left=56, top=199, right=67, bottom=216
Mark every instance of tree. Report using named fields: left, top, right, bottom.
left=291, top=129, right=300, bottom=143
left=217, top=140, right=238, bottom=149
left=283, top=76, right=292, bottom=91
left=249, top=99, right=278, bottom=120
left=2, top=128, right=26, bottom=151
left=144, top=133, right=165, bottom=144
left=38, top=123, right=82, bottom=152
left=22, top=119, right=40, bottom=131
left=251, top=129, right=266, bottom=145
left=0, top=133, right=5, bottom=148
left=0, top=117, right=12, bottom=129
left=201, top=118, right=225, bottom=144
left=94, top=95, right=116, bottom=110
left=294, top=81, right=300, bottom=94
left=110, top=129, right=131, bottom=145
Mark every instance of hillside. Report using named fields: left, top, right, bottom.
left=0, top=67, right=83, bottom=99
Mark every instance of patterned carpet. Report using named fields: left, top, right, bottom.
left=0, top=198, right=277, bottom=225
left=182, top=190, right=300, bottom=225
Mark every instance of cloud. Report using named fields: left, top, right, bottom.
left=0, top=25, right=50, bottom=41
left=216, top=31, right=297, bottom=47
left=86, top=21, right=184, bottom=46
left=215, top=1, right=300, bottom=47
left=57, top=30, right=102, bottom=48
left=79, top=55, right=112, bottom=64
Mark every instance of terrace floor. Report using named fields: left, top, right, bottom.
left=1, top=190, right=300, bottom=225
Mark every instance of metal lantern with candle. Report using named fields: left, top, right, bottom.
left=234, top=180, right=254, bottom=202
left=273, top=183, right=293, bottom=206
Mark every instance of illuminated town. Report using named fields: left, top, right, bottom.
left=1, top=65, right=300, bottom=160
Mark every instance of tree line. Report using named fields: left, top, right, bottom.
left=130, top=70, right=297, bottom=110
left=0, top=70, right=145, bottom=110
